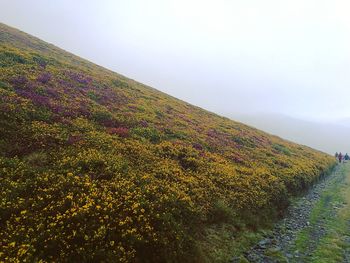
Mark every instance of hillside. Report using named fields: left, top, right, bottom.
left=0, top=23, right=335, bottom=262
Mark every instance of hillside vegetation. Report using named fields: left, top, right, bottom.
left=0, top=23, right=335, bottom=262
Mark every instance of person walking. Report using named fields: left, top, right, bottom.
left=338, top=152, right=343, bottom=163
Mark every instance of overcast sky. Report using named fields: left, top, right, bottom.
left=1, top=0, right=350, bottom=122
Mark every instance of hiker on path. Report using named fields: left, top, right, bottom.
left=338, top=152, right=343, bottom=163
left=345, top=153, right=349, bottom=161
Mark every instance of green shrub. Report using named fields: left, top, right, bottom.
left=208, top=200, right=235, bottom=224
left=164, top=128, right=188, bottom=140
left=0, top=51, right=27, bottom=67
left=92, top=110, right=116, bottom=127
left=22, top=151, right=52, bottom=169
left=273, top=143, right=291, bottom=156
left=131, top=127, right=161, bottom=143
left=0, top=81, right=11, bottom=91
left=87, top=91, right=100, bottom=101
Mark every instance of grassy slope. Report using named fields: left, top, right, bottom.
left=0, top=23, right=336, bottom=262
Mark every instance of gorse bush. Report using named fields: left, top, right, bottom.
left=0, top=23, right=336, bottom=262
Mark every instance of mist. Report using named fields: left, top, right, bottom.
left=1, top=0, right=350, bottom=152
left=232, top=113, right=350, bottom=155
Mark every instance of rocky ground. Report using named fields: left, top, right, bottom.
left=232, top=163, right=349, bottom=263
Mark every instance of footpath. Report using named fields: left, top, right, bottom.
left=239, top=163, right=350, bottom=263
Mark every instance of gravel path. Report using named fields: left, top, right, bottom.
left=234, top=164, right=343, bottom=263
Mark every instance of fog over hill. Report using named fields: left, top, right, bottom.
left=336, top=117, right=350, bottom=128
left=231, top=113, right=350, bottom=155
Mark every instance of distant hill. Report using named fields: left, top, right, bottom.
left=232, top=113, right=350, bottom=155
left=0, top=23, right=335, bottom=262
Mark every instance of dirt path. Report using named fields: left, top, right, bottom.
left=238, top=163, right=350, bottom=263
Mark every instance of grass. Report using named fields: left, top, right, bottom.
left=264, top=248, right=288, bottom=263
left=311, top=164, right=350, bottom=262
left=292, top=163, right=350, bottom=262
left=195, top=224, right=267, bottom=263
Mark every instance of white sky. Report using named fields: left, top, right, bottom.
left=1, top=0, right=350, bottom=121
